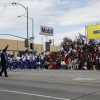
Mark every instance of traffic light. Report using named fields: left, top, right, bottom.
left=30, top=43, right=34, bottom=50
left=24, top=39, right=28, bottom=48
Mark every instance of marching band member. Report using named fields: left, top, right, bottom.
left=22, top=53, right=27, bottom=69
left=20, top=55, right=24, bottom=71
left=16, top=54, right=21, bottom=69
left=32, top=53, right=37, bottom=69
left=26, top=53, right=30, bottom=70
left=40, top=52, right=45, bottom=69
left=9, top=55, right=13, bottom=72
left=29, top=53, right=33, bottom=69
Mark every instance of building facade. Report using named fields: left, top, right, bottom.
left=0, top=38, right=60, bottom=57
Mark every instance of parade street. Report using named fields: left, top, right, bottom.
left=0, top=70, right=100, bottom=100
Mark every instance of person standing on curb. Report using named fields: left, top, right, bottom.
left=0, top=45, right=9, bottom=77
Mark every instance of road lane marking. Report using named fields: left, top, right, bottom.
left=73, top=77, right=96, bottom=80
left=0, top=89, right=70, bottom=100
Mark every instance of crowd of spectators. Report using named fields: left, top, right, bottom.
left=55, top=39, right=100, bottom=70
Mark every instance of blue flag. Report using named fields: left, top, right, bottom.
left=79, top=33, right=86, bottom=42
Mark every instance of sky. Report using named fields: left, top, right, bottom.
left=0, top=0, right=100, bottom=45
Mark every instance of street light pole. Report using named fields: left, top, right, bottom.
left=32, top=18, right=34, bottom=44
left=27, top=7, right=29, bottom=51
left=18, top=15, right=34, bottom=45
left=12, top=2, right=29, bottom=52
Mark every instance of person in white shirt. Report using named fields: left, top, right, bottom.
left=40, top=53, right=45, bottom=69
left=22, top=54, right=27, bottom=69
left=16, top=55, right=20, bottom=69
left=9, top=55, right=13, bottom=72
left=32, top=54, right=37, bottom=69
left=61, top=60, right=66, bottom=69
left=26, top=54, right=30, bottom=70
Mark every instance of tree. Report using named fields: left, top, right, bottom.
left=49, top=39, right=52, bottom=44
left=62, top=36, right=72, bottom=44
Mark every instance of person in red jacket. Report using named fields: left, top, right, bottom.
left=93, top=53, right=98, bottom=69
left=64, top=54, right=69, bottom=69
left=93, top=53, right=97, bottom=65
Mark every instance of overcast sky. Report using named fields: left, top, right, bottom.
left=0, top=0, right=100, bottom=45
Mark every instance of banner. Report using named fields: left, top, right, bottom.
left=87, top=25, right=100, bottom=40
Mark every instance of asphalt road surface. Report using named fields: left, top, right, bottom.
left=0, top=69, right=100, bottom=100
